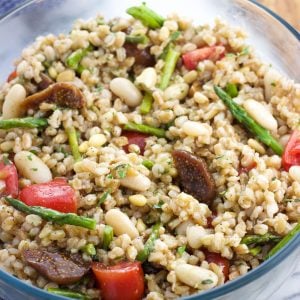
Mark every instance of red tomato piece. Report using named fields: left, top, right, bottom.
left=203, top=250, right=230, bottom=281
left=182, top=46, right=225, bottom=70
left=7, top=70, right=17, bottom=82
left=122, top=130, right=148, bottom=155
left=238, top=161, right=257, bottom=175
left=0, top=159, right=19, bottom=198
left=282, top=130, right=300, bottom=171
left=19, top=178, right=77, bottom=213
left=92, top=261, right=144, bottom=300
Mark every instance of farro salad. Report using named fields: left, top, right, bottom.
left=0, top=3, right=299, bottom=300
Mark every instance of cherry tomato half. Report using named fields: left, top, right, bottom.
left=0, top=159, right=19, bottom=198
left=19, top=178, right=77, bottom=213
left=282, top=130, right=300, bottom=171
left=92, top=261, right=145, bottom=300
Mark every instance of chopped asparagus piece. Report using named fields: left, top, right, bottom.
left=159, top=48, right=180, bottom=90
left=5, top=197, right=96, bottom=230
left=124, top=122, right=166, bottom=138
left=265, top=221, right=300, bottom=260
left=225, top=83, right=238, bottom=98
left=241, top=233, right=281, bottom=245
left=125, top=35, right=149, bottom=44
left=136, top=223, right=161, bottom=262
left=66, top=126, right=82, bottom=162
left=0, top=117, right=48, bottom=129
left=142, top=159, right=154, bottom=170
left=140, top=92, right=153, bottom=114
left=81, top=243, right=96, bottom=256
left=126, top=4, right=164, bottom=29
left=103, top=225, right=113, bottom=250
left=214, top=86, right=283, bottom=155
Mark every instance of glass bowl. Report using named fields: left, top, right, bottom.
left=0, top=1, right=299, bottom=299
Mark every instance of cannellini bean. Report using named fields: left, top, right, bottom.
left=105, top=209, right=139, bottom=239
left=163, top=83, right=189, bottom=101
left=182, top=121, right=210, bottom=137
left=2, top=84, right=26, bottom=119
left=289, top=166, right=300, bottom=183
left=243, top=99, right=277, bottom=131
left=110, top=78, right=142, bottom=107
left=186, top=225, right=207, bottom=249
left=176, top=220, right=195, bottom=235
left=264, top=68, right=281, bottom=100
left=120, top=169, right=151, bottom=192
left=14, top=151, right=52, bottom=183
left=135, top=67, right=157, bottom=91
left=175, top=263, right=218, bottom=290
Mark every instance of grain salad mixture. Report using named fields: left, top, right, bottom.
left=0, top=4, right=299, bottom=300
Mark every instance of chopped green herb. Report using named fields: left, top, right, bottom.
left=271, top=82, right=276, bottom=87
left=98, top=190, right=110, bottom=205
left=201, top=279, right=214, bottom=284
left=153, top=200, right=164, bottom=209
left=283, top=198, right=300, bottom=203
left=226, top=53, right=236, bottom=58
left=115, top=164, right=130, bottom=179
left=106, top=174, right=114, bottom=179
left=47, top=288, right=90, bottom=300
left=27, top=155, right=32, bottom=161
left=29, top=149, right=39, bottom=155
left=238, top=47, right=250, bottom=56
left=95, top=85, right=103, bottom=93
left=103, top=225, right=113, bottom=250
left=31, top=168, right=38, bottom=172
left=177, top=245, right=186, bottom=256
left=2, top=156, right=11, bottom=165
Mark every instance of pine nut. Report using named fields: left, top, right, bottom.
left=243, top=99, right=277, bottom=131
left=105, top=209, right=139, bottom=239
left=175, top=263, right=218, bottom=289
left=14, top=151, right=52, bottom=183
left=110, top=78, right=142, bottom=107
left=2, top=84, right=26, bottom=119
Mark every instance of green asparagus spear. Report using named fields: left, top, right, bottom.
left=124, top=122, right=166, bottom=138
left=225, top=83, right=238, bottom=98
left=5, top=197, right=96, bottom=230
left=142, top=159, right=154, bottom=170
left=47, top=288, right=91, bottom=300
left=159, top=48, right=180, bottom=90
left=265, top=221, right=300, bottom=260
left=214, top=86, right=283, bottom=155
left=140, top=92, right=153, bottom=114
left=159, top=31, right=181, bottom=60
left=103, top=225, right=113, bottom=250
left=136, top=223, right=161, bottom=262
left=125, top=35, right=149, bottom=44
left=241, top=233, right=281, bottom=245
left=248, top=246, right=262, bottom=256
left=66, top=126, right=82, bottom=162
left=81, top=243, right=96, bottom=256
left=126, top=4, right=165, bottom=29
left=66, top=44, right=94, bottom=71
left=0, top=117, right=48, bottom=129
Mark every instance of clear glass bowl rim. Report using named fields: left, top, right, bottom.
left=0, top=1, right=299, bottom=299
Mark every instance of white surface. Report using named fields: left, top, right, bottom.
left=271, top=259, right=300, bottom=300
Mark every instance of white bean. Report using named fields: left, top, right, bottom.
left=289, top=166, right=300, bottom=183
left=243, top=99, right=277, bottom=131
left=186, top=225, right=207, bottom=249
left=2, top=84, right=26, bottom=119
left=105, top=209, right=139, bottom=239
left=163, top=83, right=189, bottom=101
left=182, top=121, right=210, bottom=137
left=14, top=151, right=52, bottom=183
left=135, top=67, right=157, bottom=91
left=175, top=263, right=218, bottom=289
left=110, top=78, right=142, bottom=107
left=120, top=170, right=151, bottom=192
